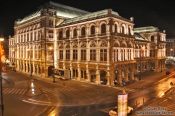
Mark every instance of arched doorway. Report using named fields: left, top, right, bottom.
left=48, top=66, right=54, bottom=77
left=100, top=70, right=107, bottom=85
left=90, top=70, right=96, bottom=83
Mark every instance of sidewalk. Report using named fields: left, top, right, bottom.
left=13, top=71, right=170, bottom=91
left=125, top=71, right=167, bottom=90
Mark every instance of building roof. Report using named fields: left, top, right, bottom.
left=134, top=26, right=159, bottom=33
left=16, top=10, right=41, bottom=25
left=48, top=1, right=89, bottom=18
left=59, top=9, right=120, bottom=26
left=16, top=1, right=89, bottom=25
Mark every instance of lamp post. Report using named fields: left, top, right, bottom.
left=139, top=46, right=145, bottom=80
left=0, top=38, right=4, bottom=116
left=49, top=46, right=55, bottom=83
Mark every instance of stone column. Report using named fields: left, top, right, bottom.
left=155, top=60, right=159, bottom=72
left=33, top=64, right=35, bottom=75
left=131, top=64, right=135, bottom=80
left=110, top=68, right=115, bottom=86
left=86, top=64, right=91, bottom=82
left=118, top=69, right=122, bottom=86
left=96, top=48, right=100, bottom=62
left=77, top=64, right=81, bottom=81
left=118, top=48, right=121, bottom=61
left=36, top=65, right=39, bottom=75
left=96, top=69, right=100, bottom=84
left=23, top=62, right=25, bottom=72
left=26, top=63, right=28, bottom=73
left=70, top=63, right=73, bottom=79
left=125, top=67, right=129, bottom=82
left=106, top=69, right=110, bottom=86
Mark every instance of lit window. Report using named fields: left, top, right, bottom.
left=81, top=27, right=86, bottom=36
left=73, top=50, right=78, bottom=60
left=100, top=49, right=107, bottom=61
left=66, top=29, right=70, bottom=38
left=101, top=24, right=106, bottom=34
left=81, top=50, right=86, bottom=61
left=90, top=49, right=96, bottom=61
left=73, top=28, right=77, bottom=38
left=66, top=50, right=70, bottom=60
left=59, top=50, right=63, bottom=60
left=90, top=25, right=95, bottom=35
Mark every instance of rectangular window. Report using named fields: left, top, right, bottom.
left=66, top=50, right=70, bottom=60
left=90, top=49, right=96, bottom=61
left=81, top=49, right=86, bottom=61
left=73, top=50, right=78, bottom=60
left=59, top=50, right=63, bottom=60
left=100, top=49, right=107, bottom=61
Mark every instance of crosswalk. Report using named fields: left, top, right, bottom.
left=3, top=88, right=27, bottom=96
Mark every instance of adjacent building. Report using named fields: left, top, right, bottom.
left=166, top=38, right=175, bottom=57
left=9, top=1, right=166, bottom=86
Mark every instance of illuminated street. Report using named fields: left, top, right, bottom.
left=1, top=68, right=175, bottom=116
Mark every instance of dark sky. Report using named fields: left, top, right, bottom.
left=0, top=0, right=175, bottom=38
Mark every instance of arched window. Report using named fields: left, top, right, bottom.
left=121, top=49, right=123, bottom=61
left=90, top=25, right=95, bottom=35
left=59, top=30, right=63, bottom=39
left=151, top=36, right=154, bottom=42
left=121, top=26, right=125, bottom=34
left=101, top=24, right=106, bottom=34
left=128, top=27, right=132, bottom=35
left=73, top=28, right=77, bottom=37
left=66, top=29, right=70, bottom=38
left=81, top=27, right=86, bottom=36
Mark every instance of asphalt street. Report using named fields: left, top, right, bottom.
left=1, top=70, right=175, bottom=116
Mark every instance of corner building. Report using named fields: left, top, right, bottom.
left=9, top=2, right=166, bottom=86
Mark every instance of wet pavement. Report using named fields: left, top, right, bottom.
left=2, top=69, right=175, bottom=116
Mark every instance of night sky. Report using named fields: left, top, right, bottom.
left=0, top=0, right=175, bottom=38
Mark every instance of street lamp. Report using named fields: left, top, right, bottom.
left=0, top=38, right=4, bottom=116
left=49, top=46, right=55, bottom=83
left=139, top=46, right=145, bottom=80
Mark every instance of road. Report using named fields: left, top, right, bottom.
left=1, top=70, right=175, bottom=116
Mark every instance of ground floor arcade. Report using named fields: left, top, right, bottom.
left=10, top=58, right=166, bottom=86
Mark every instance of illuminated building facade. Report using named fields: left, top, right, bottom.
left=134, top=27, right=166, bottom=73
left=9, top=2, right=166, bottom=86
left=9, top=2, right=88, bottom=78
left=166, top=38, right=175, bottom=57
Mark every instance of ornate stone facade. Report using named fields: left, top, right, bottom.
left=9, top=2, right=166, bottom=86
